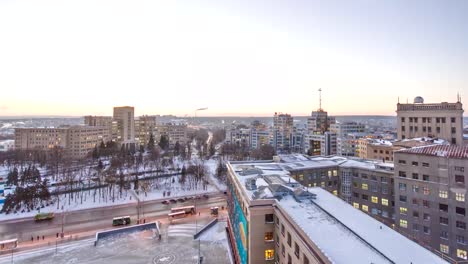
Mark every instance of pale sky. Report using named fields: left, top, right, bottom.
left=0, top=0, right=467, bottom=117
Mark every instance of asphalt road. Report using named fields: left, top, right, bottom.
left=0, top=192, right=227, bottom=243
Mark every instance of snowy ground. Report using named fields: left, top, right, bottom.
left=0, top=220, right=231, bottom=264
left=0, top=174, right=217, bottom=221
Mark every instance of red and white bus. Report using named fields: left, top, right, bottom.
left=170, top=205, right=196, bottom=215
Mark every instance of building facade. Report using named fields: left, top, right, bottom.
left=394, top=145, right=468, bottom=261
left=135, top=115, right=157, bottom=147
left=272, top=113, right=293, bottom=153
left=396, top=96, right=464, bottom=145
left=14, top=126, right=110, bottom=159
left=113, top=106, right=136, bottom=145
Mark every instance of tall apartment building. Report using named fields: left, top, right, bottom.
left=226, top=160, right=447, bottom=264
left=225, top=127, right=251, bottom=146
left=307, top=110, right=335, bottom=134
left=250, top=128, right=270, bottom=149
left=272, top=113, right=293, bottom=153
left=14, top=126, right=110, bottom=159
left=396, top=96, right=464, bottom=145
left=394, top=145, right=468, bottom=262
left=113, top=106, right=136, bottom=145
left=135, top=115, right=156, bottom=146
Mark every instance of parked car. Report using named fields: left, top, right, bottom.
left=169, top=199, right=177, bottom=203
left=203, top=194, right=209, bottom=199
left=162, top=200, right=170, bottom=205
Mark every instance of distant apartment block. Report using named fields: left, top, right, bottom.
left=113, top=106, right=136, bottom=145
left=135, top=115, right=156, bottom=146
left=330, top=121, right=366, bottom=138
left=394, top=145, right=468, bottom=262
left=272, top=113, right=293, bottom=153
left=14, top=126, right=110, bottom=159
left=396, top=96, right=464, bottom=145
left=155, top=123, right=188, bottom=145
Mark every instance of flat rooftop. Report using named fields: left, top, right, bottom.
left=229, top=160, right=446, bottom=264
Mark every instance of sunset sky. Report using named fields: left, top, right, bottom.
left=0, top=0, right=467, bottom=117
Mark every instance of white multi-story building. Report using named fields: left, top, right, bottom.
left=113, top=106, right=136, bottom=145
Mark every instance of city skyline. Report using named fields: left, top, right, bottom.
left=1, top=0, right=467, bottom=116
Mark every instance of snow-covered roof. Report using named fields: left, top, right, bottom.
left=397, top=144, right=468, bottom=159
left=283, top=188, right=447, bottom=264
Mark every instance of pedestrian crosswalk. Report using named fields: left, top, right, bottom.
left=166, top=224, right=202, bottom=238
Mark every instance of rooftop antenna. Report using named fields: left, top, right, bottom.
left=398, top=97, right=400, bottom=104
left=318, top=88, right=322, bottom=111
left=457, top=92, right=461, bottom=102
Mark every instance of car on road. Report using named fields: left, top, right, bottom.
left=203, top=194, right=209, bottom=199
left=162, top=200, right=170, bottom=205
left=169, top=199, right=177, bottom=203
left=177, top=198, right=186, bottom=202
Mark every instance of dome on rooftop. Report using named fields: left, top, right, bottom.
left=414, top=96, right=424, bottom=104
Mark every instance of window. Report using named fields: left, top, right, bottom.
left=413, top=211, right=419, bottom=218
left=265, top=232, right=274, bottom=241
left=452, top=127, right=456, bottom=134
left=441, top=117, right=446, bottom=123
left=399, top=183, right=407, bottom=191
left=398, top=171, right=407, bottom=178
left=457, top=207, right=466, bottom=216
left=353, top=202, right=360, bottom=209
left=423, top=226, right=430, bottom=234
left=423, top=187, right=430, bottom=195
left=371, top=208, right=378, bottom=215
left=423, top=200, right=430, bottom=208
left=439, top=204, right=448, bottom=213
left=362, top=205, right=368, bottom=212
left=455, top=166, right=465, bottom=172
left=276, top=216, right=280, bottom=226
left=294, top=242, right=300, bottom=258
left=422, top=162, right=429, bottom=167
left=381, top=177, right=388, bottom=183
left=265, top=214, right=274, bottom=223
left=371, top=196, right=378, bottom=203
left=398, top=160, right=406, bottom=164
left=400, top=207, right=408, bottom=215
left=287, top=232, right=291, bottom=246
left=412, top=198, right=419, bottom=205
left=455, top=175, right=465, bottom=184
left=457, top=235, right=467, bottom=245
left=439, top=190, right=448, bottom=199
left=287, top=254, right=292, bottom=264
left=413, top=223, right=419, bottom=231
left=451, top=117, right=456, bottom=123
left=265, top=249, right=274, bottom=260
left=412, top=185, right=419, bottom=192
left=362, top=194, right=369, bottom=201
left=401, top=117, right=405, bottom=122
left=412, top=173, right=419, bottom=180
left=400, top=195, right=407, bottom=202
left=382, top=211, right=389, bottom=218
left=282, top=243, right=285, bottom=256
left=456, top=193, right=465, bottom=202
left=423, top=175, right=429, bottom=181
left=381, top=199, right=389, bottom=206
left=400, top=219, right=408, bottom=228
left=303, top=255, right=310, bottom=264
left=362, top=183, right=368, bottom=190
left=281, top=224, right=285, bottom=236
left=457, top=221, right=466, bottom=230
left=440, top=244, right=449, bottom=254
left=440, top=217, right=449, bottom=225
left=457, top=249, right=467, bottom=260
left=412, top=161, right=418, bottom=166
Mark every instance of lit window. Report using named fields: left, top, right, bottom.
left=400, top=219, right=408, bottom=228
left=456, top=193, right=465, bottom=202
left=381, top=199, right=389, bottom=206
left=265, top=232, right=274, bottom=241
left=457, top=249, right=467, bottom=260
left=371, top=196, right=378, bottom=203
left=332, top=190, right=338, bottom=196
left=362, top=183, right=368, bottom=190
left=265, top=249, right=274, bottom=260
left=440, top=244, right=449, bottom=254
left=333, top=170, right=338, bottom=176
left=353, top=202, right=359, bottom=209
left=439, top=190, right=448, bottom=199
left=321, top=182, right=325, bottom=187
left=362, top=205, right=368, bottom=212
left=423, top=187, right=430, bottom=195
left=400, top=207, right=408, bottom=215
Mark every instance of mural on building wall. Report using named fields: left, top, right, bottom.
left=227, top=181, right=248, bottom=264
